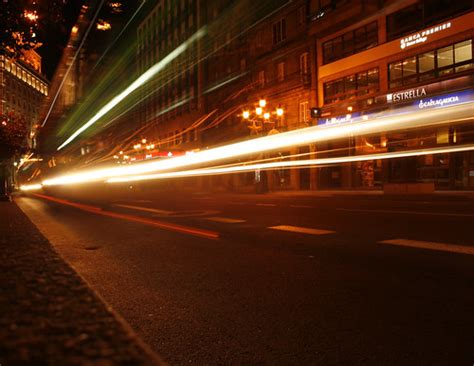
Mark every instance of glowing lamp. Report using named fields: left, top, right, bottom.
left=242, top=110, right=250, bottom=119
left=256, top=107, right=263, bottom=115
left=263, top=112, right=270, bottom=120
left=276, top=108, right=284, bottom=116
left=259, top=99, right=266, bottom=108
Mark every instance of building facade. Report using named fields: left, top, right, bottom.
left=0, top=50, right=49, bottom=148
left=309, top=0, right=474, bottom=190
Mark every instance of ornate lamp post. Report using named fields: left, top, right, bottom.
left=240, top=99, right=284, bottom=136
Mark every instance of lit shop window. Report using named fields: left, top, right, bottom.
left=324, top=68, right=379, bottom=104
left=388, top=39, right=473, bottom=88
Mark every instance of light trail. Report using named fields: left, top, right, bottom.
left=41, top=101, right=473, bottom=186
left=32, top=193, right=219, bottom=240
left=20, top=184, right=43, bottom=191
left=106, top=144, right=474, bottom=183
left=20, top=143, right=474, bottom=191
left=56, top=27, right=207, bottom=151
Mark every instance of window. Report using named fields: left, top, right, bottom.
left=277, top=62, right=285, bottom=81
left=272, top=18, right=286, bottom=45
left=258, top=70, right=265, bottom=86
left=324, top=68, right=379, bottom=104
left=299, top=101, right=309, bottom=123
left=256, top=29, right=263, bottom=49
left=388, top=39, right=473, bottom=88
left=323, top=21, right=377, bottom=64
left=386, top=0, right=472, bottom=41
left=297, top=6, right=306, bottom=25
left=240, top=58, right=246, bottom=72
left=300, top=52, right=309, bottom=82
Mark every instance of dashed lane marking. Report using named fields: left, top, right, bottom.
left=379, top=239, right=474, bottom=256
left=204, top=217, right=246, bottom=224
left=32, top=194, right=219, bottom=240
left=256, top=203, right=277, bottom=207
left=113, top=204, right=174, bottom=215
left=290, top=205, right=315, bottom=208
left=268, top=225, right=335, bottom=235
left=337, top=208, right=474, bottom=218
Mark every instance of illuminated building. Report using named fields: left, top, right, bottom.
left=0, top=49, right=49, bottom=148
left=136, top=0, right=312, bottom=192
left=245, top=0, right=312, bottom=191
left=309, top=0, right=473, bottom=190
left=136, top=0, right=202, bottom=151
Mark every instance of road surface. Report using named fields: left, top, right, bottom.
left=16, top=191, right=474, bottom=365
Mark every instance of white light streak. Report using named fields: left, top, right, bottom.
left=38, top=102, right=473, bottom=187
left=20, top=184, right=43, bottom=191
left=57, top=28, right=207, bottom=151
left=107, top=143, right=474, bottom=183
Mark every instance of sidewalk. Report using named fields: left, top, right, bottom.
left=0, top=200, right=164, bottom=365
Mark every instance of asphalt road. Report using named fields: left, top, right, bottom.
left=16, top=191, right=474, bottom=365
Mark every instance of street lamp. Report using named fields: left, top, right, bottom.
left=240, top=99, right=284, bottom=135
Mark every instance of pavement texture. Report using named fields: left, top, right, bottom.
left=15, top=189, right=474, bottom=365
left=0, top=200, right=164, bottom=365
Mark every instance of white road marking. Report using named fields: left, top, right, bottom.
left=290, top=205, right=315, bottom=209
left=256, top=203, right=277, bottom=207
left=113, top=204, right=174, bottom=215
left=337, top=208, right=474, bottom=218
left=379, top=239, right=474, bottom=256
left=204, top=217, right=246, bottom=224
left=268, top=225, right=335, bottom=235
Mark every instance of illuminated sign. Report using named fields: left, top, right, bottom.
left=415, top=90, right=472, bottom=110
left=318, top=113, right=361, bottom=126
left=387, top=87, right=426, bottom=103
left=400, top=21, right=451, bottom=49
left=319, top=89, right=473, bottom=126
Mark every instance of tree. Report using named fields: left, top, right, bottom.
left=0, top=0, right=41, bottom=58
left=0, top=113, right=28, bottom=159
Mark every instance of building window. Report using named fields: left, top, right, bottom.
left=299, top=101, right=309, bottom=123
left=300, top=52, right=309, bottom=83
left=272, top=18, right=286, bottom=45
left=324, top=68, right=379, bottom=104
left=277, top=62, right=285, bottom=81
left=258, top=70, right=265, bottom=86
left=297, top=5, right=306, bottom=25
left=323, top=21, right=377, bottom=64
left=240, top=58, right=246, bottom=72
left=388, top=39, right=473, bottom=88
left=386, top=0, right=472, bottom=41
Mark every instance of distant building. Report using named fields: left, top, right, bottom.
left=0, top=49, right=49, bottom=148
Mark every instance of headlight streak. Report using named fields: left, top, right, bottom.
left=35, top=102, right=473, bottom=187
left=106, top=143, right=474, bottom=183
left=56, top=28, right=207, bottom=151
left=20, top=184, right=43, bottom=191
